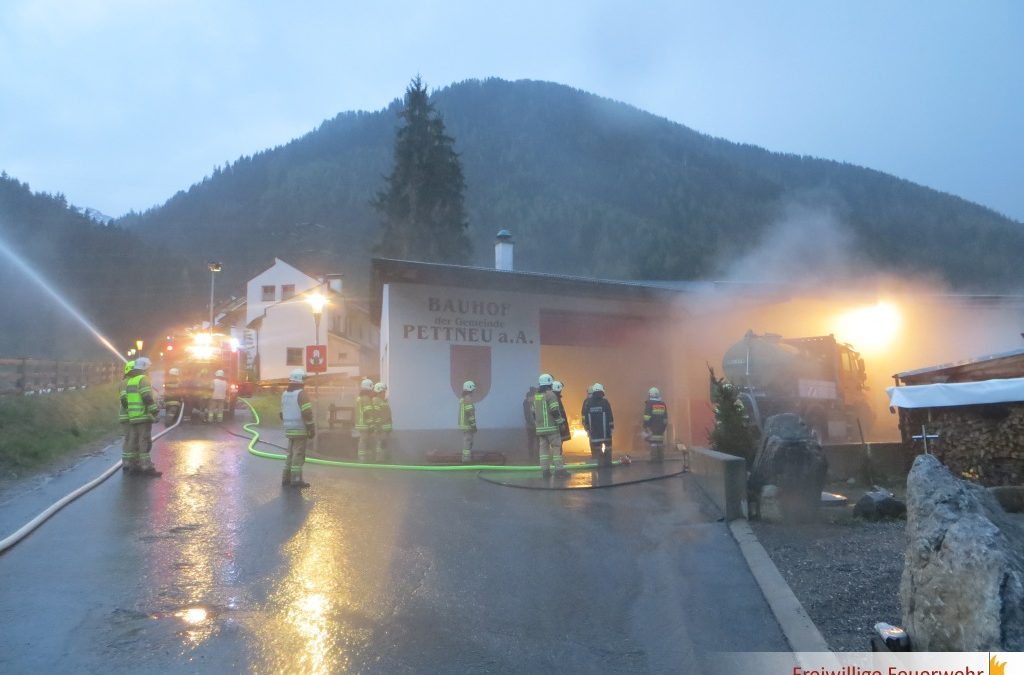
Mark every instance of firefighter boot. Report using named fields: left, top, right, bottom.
left=282, top=468, right=291, bottom=486
left=289, top=468, right=310, bottom=488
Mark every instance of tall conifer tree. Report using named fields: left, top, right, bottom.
left=373, top=77, right=471, bottom=263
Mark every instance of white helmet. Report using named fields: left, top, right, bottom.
left=463, top=380, right=476, bottom=392
left=592, top=383, right=605, bottom=394
left=538, top=373, right=554, bottom=387
left=215, top=369, right=225, bottom=377
left=552, top=380, right=564, bottom=393
left=168, top=368, right=181, bottom=376
left=289, top=369, right=306, bottom=383
left=648, top=387, right=661, bottom=399
left=373, top=382, right=386, bottom=393
left=134, top=357, right=152, bottom=372
left=360, top=378, right=373, bottom=391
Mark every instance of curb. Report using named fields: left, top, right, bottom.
left=728, top=519, right=834, bottom=655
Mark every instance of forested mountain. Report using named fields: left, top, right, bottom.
left=0, top=174, right=192, bottom=358
left=119, top=78, right=1024, bottom=298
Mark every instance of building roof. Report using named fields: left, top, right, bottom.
left=893, top=347, right=1024, bottom=385
left=887, top=377, right=1024, bottom=409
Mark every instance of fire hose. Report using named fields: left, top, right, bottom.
left=0, top=406, right=184, bottom=555
left=238, top=397, right=613, bottom=472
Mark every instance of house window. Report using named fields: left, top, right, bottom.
left=262, top=285, right=276, bottom=302
left=286, top=348, right=303, bottom=366
left=281, top=284, right=295, bottom=300
left=333, top=352, right=348, bottom=365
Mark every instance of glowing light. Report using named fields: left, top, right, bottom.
left=307, top=292, right=327, bottom=315
left=833, top=301, right=902, bottom=355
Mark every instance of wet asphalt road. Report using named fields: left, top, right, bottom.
left=0, top=417, right=787, bottom=673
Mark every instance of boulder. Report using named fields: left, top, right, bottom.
left=748, top=413, right=827, bottom=522
left=900, top=454, right=1024, bottom=650
left=853, top=487, right=906, bottom=520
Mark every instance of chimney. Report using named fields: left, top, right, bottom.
left=323, top=273, right=343, bottom=294
left=494, top=229, right=513, bottom=271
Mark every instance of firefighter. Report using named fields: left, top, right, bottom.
left=354, top=378, right=376, bottom=463
left=373, top=382, right=392, bottom=462
left=523, top=386, right=538, bottom=463
left=552, top=380, right=571, bottom=444
left=118, top=361, right=134, bottom=470
left=163, top=367, right=183, bottom=425
left=535, top=373, right=568, bottom=478
left=643, top=386, right=669, bottom=462
left=459, top=381, right=477, bottom=463
left=584, top=383, right=614, bottom=467
left=209, top=369, right=228, bottom=423
left=280, top=368, right=314, bottom=488
left=120, top=357, right=161, bottom=477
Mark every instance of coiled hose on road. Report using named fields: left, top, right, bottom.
left=238, top=397, right=613, bottom=473
left=0, top=406, right=184, bottom=555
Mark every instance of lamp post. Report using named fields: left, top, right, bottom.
left=207, top=261, right=223, bottom=332
left=307, top=290, right=327, bottom=452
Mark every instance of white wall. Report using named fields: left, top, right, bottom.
left=246, top=258, right=320, bottom=326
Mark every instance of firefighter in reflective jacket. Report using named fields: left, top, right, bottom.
left=459, top=381, right=477, bottom=463
left=280, top=369, right=314, bottom=487
left=643, top=387, right=669, bottom=462
left=552, top=380, right=570, bottom=443
left=119, top=360, right=135, bottom=427
left=354, top=378, right=376, bottom=463
left=584, top=383, right=614, bottom=467
left=120, top=357, right=161, bottom=477
left=373, top=382, right=392, bottom=462
left=535, top=373, right=568, bottom=478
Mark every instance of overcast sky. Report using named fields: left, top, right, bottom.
left=2, top=1, right=1022, bottom=221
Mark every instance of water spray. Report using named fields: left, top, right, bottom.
left=0, top=234, right=126, bottom=362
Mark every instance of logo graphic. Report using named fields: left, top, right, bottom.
left=450, top=345, right=491, bottom=399
left=991, top=654, right=1006, bottom=675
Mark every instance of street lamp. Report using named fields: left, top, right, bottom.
left=207, top=261, right=223, bottom=332
left=135, top=339, right=144, bottom=353
left=307, top=290, right=327, bottom=452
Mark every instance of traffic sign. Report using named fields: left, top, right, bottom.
left=306, top=345, right=327, bottom=373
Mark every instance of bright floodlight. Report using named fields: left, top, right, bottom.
left=834, top=300, right=902, bottom=356
left=307, top=292, right=327, bottom=315
left=207, top=261, right=223, bottom=273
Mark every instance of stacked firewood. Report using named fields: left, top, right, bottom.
left=902, top=405, right=1024, bottom=487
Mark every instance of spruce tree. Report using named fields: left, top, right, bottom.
left=373, top=76, right=471, bottom=264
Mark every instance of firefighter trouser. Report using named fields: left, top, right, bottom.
left=590, top=440, right=613, bottom=467
left=284, top=436, right=307, bottom=484
left=209, top=399, right=225, bottom=423
left=124, top=422, right=154, bottom=470
left=526, top=430, right=538, bottom=463
left=356, top=430, right=375, bottom=462
left=647, top=437, right=665, bottom=461
left=462, top=431, right=475, bottom=462
left=538, top=432, right=563, bottom=473
left=375, top=431, right=390, bottom=462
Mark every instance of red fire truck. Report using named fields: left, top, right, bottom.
left=162, top=331, right=246, bottom=423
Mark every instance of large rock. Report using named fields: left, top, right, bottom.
left=748, top=413, right=827, bottom=522
left=901, top=453, right=1024, bottom=650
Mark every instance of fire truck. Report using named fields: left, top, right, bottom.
left=162, top=331, right=246, bottom=423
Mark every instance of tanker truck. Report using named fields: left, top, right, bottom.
left=721, top=330, right=873, bottom=444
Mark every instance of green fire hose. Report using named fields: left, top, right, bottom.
left=240, top=397, right=613, bottom=472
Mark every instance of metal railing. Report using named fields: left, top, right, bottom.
left=0, top=358, right=119, bottom=396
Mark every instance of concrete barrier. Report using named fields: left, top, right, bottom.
left=689, top=446, right=747, bottom=520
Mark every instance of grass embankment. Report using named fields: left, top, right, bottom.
left=0, top=382, right=121, bottom=474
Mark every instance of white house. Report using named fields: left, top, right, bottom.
left=245, top=258, right=378, bottom=381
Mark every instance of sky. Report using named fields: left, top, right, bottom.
left=1, top=0, right=1022, bottom=221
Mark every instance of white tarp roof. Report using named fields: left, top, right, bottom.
left=887, top=377, right=1024, bottom=409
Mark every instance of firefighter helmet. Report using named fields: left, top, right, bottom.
left=592, top=383, right=605, bottom=393
left=360, top=378, right=373, bottom=391
left=552, top=380, right=564, bottom=393
left=168, top=368, right=181, bottom=377
left=538, top=373, right=554, bottom=387
left=289, top=369, right=306, bottom=383
left=215, top=369, right=225, bottom=377
left=123, top=360, right=135, bottom=376
left=373, top=382, right=386, bottom=393
left=648, top=387, right=661, bottom=399
left=463, top=380, right=476, bottom=392
left=134, top=357, right=152, bottom=371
